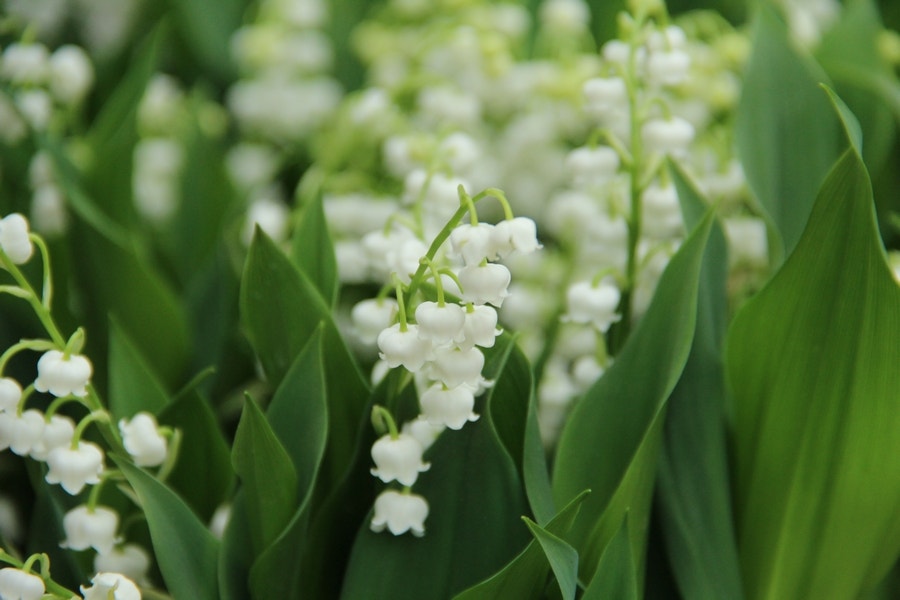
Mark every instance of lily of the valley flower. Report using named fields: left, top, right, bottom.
left=29, top=414, right=75, bottom=461
left=119, top=412, right=167, bottom=467
left=45, top=440, right=104, bottom=495
left=491, top=217, right=542, bottom=258
left=61, top=505, right=120, bottom=554
left=564, top=280, right=622, bottom=333
left=370, top=489, right=429, bottom=537
left=34, top=350, right=93, bottom=398
left=0, top=377, right=21, bottom=412
left=415, top=301, right=465, bottom=345
left=458, top=263, right=511, bottom=306
left=94, top=545, right=151, bottom=586
left=0, top=213, right=34, bottom=265
left=0, top=567, right=45, bottom=600
left=419, top=384, right=479, bottom=430
left=377, top=324, right=433, bottom=372
left=0, top=409, right=45, bottom=456
left=351, top=298, right=399, bottom=345
left=80, top=572, right=142, bottom=600
left=429, top=346, right=485, bottom=389
left=370, top=433, right=430, bottom=486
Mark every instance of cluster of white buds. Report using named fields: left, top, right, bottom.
left=0, top=40, right=94, bottom=144
left=0, top=562, right=143, bottom=600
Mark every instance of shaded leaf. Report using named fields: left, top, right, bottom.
left=583, top=516, right=638, bottom=600
left=291, top=193, right=339, bottom=306
left=108, top=319, right=170, bottom=420
left=524, top=518, right=579, bottom=600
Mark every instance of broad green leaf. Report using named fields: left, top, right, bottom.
left=736, top=5, right=842, bottom=259
left=164, top=0, right=241, bottom=82
left=117, top=460, right=219, bottom=600
left=523, top=518, right=579, bottom=600
left=728, top=148, right=900, bottom=599
left=823, top=85, right=864, bottom=154
left=291, top=193, right=339, bottom=306
left=108, top=319, right=170, bottom=420
left=552, top=211, right=713, bottom=582
left=655, top=165, right=744, bottom=599
left=583, top=516, right=638, bottom=600
left=453, top=491, right=589, bottom=600
left=339, top=337, right=533, bottom=600
left=218, top=492, right=253, bottom=600
left=158, top=392, right=234, bottom=522
left=266, top=325, right=328, bottom=501
left=232, top=395, right=299, bottom=555
left=240, top=228, right=369, bottom=493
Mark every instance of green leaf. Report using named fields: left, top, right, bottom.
left=727, top=148, right=900, bottom=598
left=232, top=395, right=299, bottom=555
left=583, top=516, right=638, bottom=600
left=218, top=492, right=253, bottom=600
left=164, top=0, right=241, bottom=82
left=523, top=518, right=579, bottom=600
left=655, top=165, right=744, bottom=599
left=240, top=228, right=369, bottom=493
left=117, top=459, right=219, bottom=600
left=736, top=5, right=842, bottom=259
left=552, top=211, right=713, bottom=582
left=158, top=392, right=234, bottom=522
left=822, top=85, right=864, bottom=154
left=108, top=319, right=170, bottom=420
left=291, top=193, right=339, bottom=306
left=453, top=491, right=589, bottom=600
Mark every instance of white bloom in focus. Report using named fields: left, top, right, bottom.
left=94, top=544, right=151, bottom=585
left=419, top=384, right=479, bottom=430
left=458, top=263, right=511, bottom=306
left=450, top=223, right=496, bottom=266
left=0, top=377, right=22, bottom=412
left=415, top=302, right=465, bottom=345
left=49, top=45, right=94, bottom=104
left=45, top=440, right=104, bottom=495
left=30, top=413, right=75, bottom=461
left=119, top=413, right=168, bottom=467
left=0, top=213, right=34, bottom=264
left=491, top=217, right=541, bottom=258
left=460, top=305, right=501, bottom=350
left=351, top=298, right=399, bottom=345
left=642, top=117, right=695, bottom=157
left=0, top=409, right=45, bottom=456
left=564, top=280, right=622, bottom=332
left=80, top=572, right=141, bottom=600
left=370, top=433, right=430, bottom=486
left=401, top=417, right=444, bottom=450
left=370, top=489, right=428, bottom=537
left=429, top=346, right=485, bottom=389
left=34, top=350, right=92, bottom=397
left=377, top=324, right=433, bottom=372
left=61, top=505, right=119, bottom=554
left=0, top=567, right=45, bottom=600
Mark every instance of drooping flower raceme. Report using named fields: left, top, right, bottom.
left=61, top=505, right=120, bottom=554
left=45, top=440, right=104, bottom=495
left=34, top=350, right=93, bottom=398
left=0, top=567, right=45, bottom=600
left=370, top=489, right=429, bottom=537
left=80, top=572, right=142, bottom=600
left=119, top=412, right=167, bottom=467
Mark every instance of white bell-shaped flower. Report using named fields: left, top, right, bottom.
left=564, top=280, right=622, bottom=333
left=429, top=346, right=485, bottom=389
left=646, top=49, right=691, bottom=87
left=370, top=489, right=429, bottom=537
left=491, top=217, right=541, bottom=258
left=80, top=572, right=142, bottom=600
left=583, top=77, right=627, bottom=116
left=0, top=213, right=34, bottom=265
left=401, top=417, right=445, bottom=451
left=572, top=355, right=606, bottom=391
left=1, top=43, right=49, bottom=85
left=0, top=409, right=45, bottom=456
left=415, top=301, right=465, bottom=346
left=0, top=567, right=45, bottom=600
left=370, top=433, right=430, bottom=486
left=119, top=413, right=168, bottom=467
left=458, top=263, right=511, bottom=307
left=377, top=324, right=433, bottom=372
left=386, top=238, right=428, bottom=283
left=450, top=223, right=496, bottom=266
left=34, top=350, right=92, bottom=397
left=30, top=413, right=75, bottom=461
left=0, top=377, right=22, bottom=412
left=460, top=305, right=501, bottom=350
left=566, top=146, right=620, bottom=185
left=419, top=384, right=479, bottom=430
left=49, top=45, right=94, bottom=104
left=94, top=544, right=151, bottom=586
left=45, top=440, right=104, bottom=495
left=641, top=184, right=683, bottom=239
left=641, top=117, right=695, bottom=157
left=351, top=298, right=398, bottom=345
left=61, top=505, right=120, bottom=554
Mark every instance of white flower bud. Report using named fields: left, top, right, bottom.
left=386, top=238, right=428, bottom=284
left=439, top=132, right=481, bottom=174
left=61, top=505, right=120, bottom=554
left=138, top=74, right=184, bottom=133
left=334, top=241, right=369, bottom=284
left=0, top=377, right=22, bottom=412
left=119, top=412, right=168, bottom=467
left=243, top=197, right=290, bottom=245
left=29, top=151, right=55, bottom=188
left=80, top=572, right=141, bottom=600
left=724, top=216, right=769, bottom=268
left=377, top=324, right=433, bottom=372
left=370, top=433, right=430, bottom=486
left=564, top=280, right=622, bottom=332
left=641, top=184, right=683, bottom=239
left=540, top=0, right=590, bottom=31
left=94, top=544, right=151, bottom=586
left=460, top=304, right=501, bottom=350
left=415, top=301, right=465, bottom=345
left=601, top=40, right=631, bottom=65
left=49, top=45, right=94, bottom=104
left=31, top=184, right=68, bottom=236
left=16, top=89, right=52, bottom=130
left=641, top=117, right=695, bottom=157
left=491, top=217, right=541, bottom=258
left=0, top=567, right=45, bottom=600
left=30, top=413, right=75, bottom=461
left=572, top=355, right=606, bottom=391
left=352, top=298, right=399, bottom=345
left=34, top=350, right=92, bottom=398
left=458, top=263, right=511, bottom=306
left=45, top=440, right=104, bottom=495
left=450, top=223, right=496, bottom=266
left=646, top=26, right=688, bottom=52
left=419, top=383, right=479, bottom=430
left=583, top=77, right=627, bottom=116
left=0, top=409, right=45, bottom=456
left=225, top=143, right=279, bottom=192
left=0, top=213, right=34, bottom=264
left=566, top=146, right=620, bottom=184
left=429, top=346, right=485, bottom=389
left=370, top=489, right=429, bottom=537
left=646, top=50, right=691, bottom=87
left=401, top=417, right=444, bottom=450
left=2, top=43, right=49, bottom=85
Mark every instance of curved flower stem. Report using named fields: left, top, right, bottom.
left=0, top=249, right=65, bottom=347
left=0, top=338, right=56, bottom=374
left=70, top=410, right=110, bottom=450
left=30, top=234, right=53, bottom=309
left=371, top=405, right=399, bottom=439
